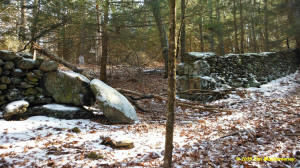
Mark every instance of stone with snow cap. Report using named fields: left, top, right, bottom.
left=184, top=52, right=216, bottom=62
left=43, top=70, right=95, bottom=106
left=3, top=100, right=29, bottom=120
left=0, top=50, right=17, bottom=61
left=39, top=60, right=58, bottom=72
left=90, top=79, right=138, bottom=124
left=26, top=104, right=93, bottom=119
left=17, top=58, right=39, bottom=70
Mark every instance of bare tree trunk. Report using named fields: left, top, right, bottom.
left=239, top=0, right=245, bottom=53
left=31, top=0, right=38, bottom=43
left=180, top=0, right=186, bottom=62
left=199, top=16, right=204, bottom=52
left=147, top=0, right=169, bottom=78
left=96, top=1, right=102, bottom=64
left=208, top=0, right=214, bottom=52
left=292, top=0, right=300, bottom=50
left=163, top=0, right=176, bottom=167
left=216, top=0, right=225, bottom=55
left=233, top=0, right=240, bottom=53
left=19, top=0, right=26, bottom=41
left=100, top=0, right=109, bottom=82
left=250, top=0, right=258, bottom=52
left=264, top=0, right=269, bottom=51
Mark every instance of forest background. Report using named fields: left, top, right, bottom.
left=1, top=0, right=299, bottom=74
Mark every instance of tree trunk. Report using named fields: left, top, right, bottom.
left=199, top=16, right=204, bottom=52
left=180, top=0, right=186, bottom=62
left=233, top=0, right=240, bottom=53
left=163, top=0, right=176, bottom=167
left=147, top=0, right=169, bottom=78
left=292, top=0, right=300, bottom=50
left=100, top=0, right=109, bottom=82
left=264, top=0, right=269, bottom=51
left=31, top=0, right=38, bottom=43
left=216, top=0, right=225, bottom=55
left=239, top=0, right=245, bottom=53
left=251, top=0, right=258, bottom=52
left=96, top=1, right=102, bottom=64
left=208, top=0, right=214, bottom=52
left=19, top=0, right=26, bottom=41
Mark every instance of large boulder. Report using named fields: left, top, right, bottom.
left=90, top=79, right=138, bottom=124
left=26, top=104, right=93, bottom=119
left=43, top=70, right=95, bottom=106
left=3, top=100, right=29, bottom=120
left=39, top=60, right=58, bottom=72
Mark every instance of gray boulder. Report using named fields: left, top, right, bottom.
left=6, top=89, right=21, bottom=101
left=0, top=50, right=16, bottom=61
left=3, top=61, right=15, bottom=70
left=3, top=100, right=29, bottom=120
left=26, top=104, right=93, bottom=119
left=90, top=79, right=138, bottom=124
left=12, top=69, right=25, bottom=77
left=43, top=70, right=95, bottom=106
left=0, top=84, right=7, bottom=90
left=17, top=58, right=39, bottom=70
left=0, top=58, right=4, bottom=66
left=39, top=60, right=58, bottom=72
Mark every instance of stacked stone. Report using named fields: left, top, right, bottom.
left=177, top=50, right=299, bottom=102
left=0, top=50, right=57, bottom=108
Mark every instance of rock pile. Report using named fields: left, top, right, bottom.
left=177, top=50, right=299, bottom=102
left=0, top=50, right=55, bottom=107
left=0, top=50, right=139, bottom=124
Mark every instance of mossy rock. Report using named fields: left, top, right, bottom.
left=43, top=70, right=95, bottom=106
left=26, top=72, right=40, bottom=82
left=39, top=60, right=58, bottom=72
left=0, top=50, right=16, bottom=61
left=0, top=84, right=7, bottom=90
left=0, top=76, right=11, bottom=84
left=3, top=61, right=15, bottom=70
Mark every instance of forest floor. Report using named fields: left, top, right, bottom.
left=0, top=65, right=299, bottom=168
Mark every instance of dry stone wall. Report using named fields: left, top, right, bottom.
left=177, top=50, right=299, bottom=102
left=0, top=50, right=57, bottom=107
left=0, top=50, right=139, bottom=124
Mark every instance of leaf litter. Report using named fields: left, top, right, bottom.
left=0, top=70, right=299, bottom=167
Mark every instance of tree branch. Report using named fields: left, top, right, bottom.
left=19, top=20, right=67, bottom=52
left=32, top=43, right=83, bottom=73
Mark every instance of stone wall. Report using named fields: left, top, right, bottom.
left=0, top=50, right=138, bottom=124
left=177, top=50, right=299, bottom=102
left=0, top=50, right=57, bottom=107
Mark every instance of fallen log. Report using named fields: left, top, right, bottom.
left=32, top=43, right=83, bottom=73
left=116, top=88, right=233, bottom=113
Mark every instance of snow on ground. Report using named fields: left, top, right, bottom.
left=0, top=71, right=300, bottom=167
left=42, top=104, right=81, bottom=111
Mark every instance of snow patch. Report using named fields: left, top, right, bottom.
left=61, top=70, right=90, bottom=83
left=42, top=104, right=81, bottom=111
left=261, top=52, right=275, bottom=55
left=188, top=52, right=216, bottom=59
